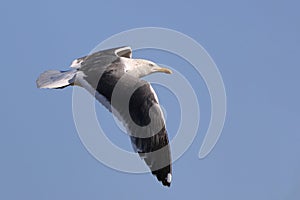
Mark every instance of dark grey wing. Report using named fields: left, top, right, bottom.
left=107, top=75, right=172, bottom=187
left=128, top=83, right=172, bottom=187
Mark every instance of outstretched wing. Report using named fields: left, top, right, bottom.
left=106, top=74, right=172, bottom=187
left=128, top=83, right=172, bottom=187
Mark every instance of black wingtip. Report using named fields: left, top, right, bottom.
left=152, top=165, right=172, bottom=187
left=162, top=180, right=171, bottom=187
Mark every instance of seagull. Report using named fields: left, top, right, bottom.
left=37, top=46, right=173, bottom=187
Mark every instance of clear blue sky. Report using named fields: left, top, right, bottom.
left=1, top=0, right=300, bottom=199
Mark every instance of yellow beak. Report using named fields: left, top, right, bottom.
left=156, top=67, right=172, bottom=74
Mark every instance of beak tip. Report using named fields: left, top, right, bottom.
left=160, top=68, right=172, bottom=74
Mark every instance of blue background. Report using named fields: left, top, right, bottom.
left=1, top=0, right=299, bottom=199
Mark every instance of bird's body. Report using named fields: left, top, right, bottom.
left=37, top=46, right=173, bottom=187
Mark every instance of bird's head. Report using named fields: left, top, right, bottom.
left=125, top=58, right=172, bottom=78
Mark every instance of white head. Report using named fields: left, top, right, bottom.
left=123, top=58, right=172, bottom=78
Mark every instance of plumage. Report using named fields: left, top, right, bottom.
left=37, top=46, right=172, bottom=187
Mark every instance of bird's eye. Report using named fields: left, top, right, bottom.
left=149, top=63, right=154, bottom=67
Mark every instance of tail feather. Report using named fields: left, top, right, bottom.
left=36, top=70, right=77, bottom=89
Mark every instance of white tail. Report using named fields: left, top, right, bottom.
left=36, top=69, right=77, bottom=89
